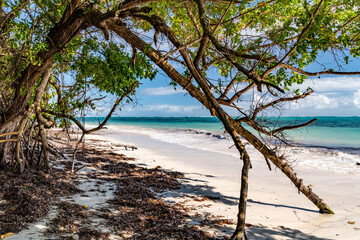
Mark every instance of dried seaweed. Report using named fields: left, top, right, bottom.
left=0, top=167, right=81, bottom=234
left=0, top=139, right=228, bottom=239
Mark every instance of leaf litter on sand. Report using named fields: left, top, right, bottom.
left=0, top=164, right=81, bottom=235
left=0, top=135, right=230, bottom=239
left=71, top=146, right=226, bottom=239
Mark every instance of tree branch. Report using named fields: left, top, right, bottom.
left=262, top=0, right=324, bottom=77
left=279, top=63, right=360, bottom=76
left=184, top=1, right=201, bottom=37
left=157, top=38, right=202, bottom=64
left=219, top=82, right=256, bottom=105
left=271, top=118, right=317, bottom=134
left=252, top=90, right=314, bottom=119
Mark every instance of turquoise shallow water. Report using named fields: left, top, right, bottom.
left=258, top=117, right=360, bottom=149
left=86, top=117, right=224, bottom=131
left=85, top=116, right=360, bottom=175
left=85, top=116, right=360, bottom=149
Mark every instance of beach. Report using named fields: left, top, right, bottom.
left=2, top=0, right=360, bottom=239
left=87, top=122, right=360, bottom=239
left=3, top=117, right=360, bottom=239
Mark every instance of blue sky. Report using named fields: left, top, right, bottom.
left=87, top=49, right=360, bottom=117
left=114, top=54, right=360, bottom=117
left=116, top=72, right=210, bottom=117
left=115, top=74, right=360, bottom=117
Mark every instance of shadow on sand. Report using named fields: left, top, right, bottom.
left=163, top=175, right=319, bottom=213
left=246, top=224, right=334, bottom=240
left=247, top=199, right=319, bottom=213
left=160, top=174, right=332, bottom=239
left=161, top=176, right=239, bottom=206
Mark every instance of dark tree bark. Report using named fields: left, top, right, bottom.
left=107, top=20, right=334, bottom=240
left=0, top=2, right=336, bottom=239
left=3, top=5, right=88, bottom=125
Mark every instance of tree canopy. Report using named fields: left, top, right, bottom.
left=1, top=0, right=360, bottom=239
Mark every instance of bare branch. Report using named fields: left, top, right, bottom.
left=157, top=38, right=202, bottom=64
left=252, top=90, right=314, bottom=119
left=218, top=76, right=239, bottom=101
left=193, top=36, right=209, bottom=68
left=262, top=0, right=324, bottom=77
left=219, top=82, right=256, bottom=105
left=217, top=0, right=276, bottom=25
left=0, top=131, right=18, bottom=138
left=212, top=0, right=233, bottom=33
left=279, top=63, right=360, bottom=76
left=184, top=1, right=201, bottom=37
left=203, top=56, right=226, bottom=70
left=271, top=118, right=317, bottom=134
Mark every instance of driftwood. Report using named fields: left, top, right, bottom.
left=111, top=144, right=138, bottom=151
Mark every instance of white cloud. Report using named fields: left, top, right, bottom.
left=144, top=104, right=201, bottom=113
left=141, top=87, right=187, bottom=96
left=313, top=95, right=339, bottom=109
left=354, top=90, right=360, bottom=108
left=253, top=92, right=273, bottom=105
left=291, top=93, right=339, bottom=110
left=123, top=104, right=204, bottom=114
left=294, top=76, right=360, bottom=92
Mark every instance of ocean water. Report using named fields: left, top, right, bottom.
left=85, top=116, right=360, bottom=175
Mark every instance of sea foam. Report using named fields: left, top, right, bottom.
left=106, top=125, right=360, bottom=176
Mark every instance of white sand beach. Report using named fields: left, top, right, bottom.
left=4, top=124, right=360, bottom=240
left=85, top=126, right=360, bottom=240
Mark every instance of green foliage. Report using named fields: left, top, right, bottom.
left=45, top=38, right=157, bottom=125
left=131, top=0, right=360, bottom=94
left=71, top=42, right=156, bottom=96
left=2, top=0, right=360, bottom=125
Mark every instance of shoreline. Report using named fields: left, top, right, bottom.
left=2, top=127, right=360, bottom=239
left=2, top=132, right=224, bottom=239
left=89, top=127, right=360, bottom=239
left=84, top=116, right=360, bottom=150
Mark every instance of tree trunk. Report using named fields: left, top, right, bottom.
left=1, top=6, right=87, bottom=126
left=38, top=121, right=50, bottom=171
left=110, top=21, right=334, bottom=214
left=230, top=120, right=334, bottom=214
left=231, top=154, right=251, bottom=240
left=0, top=141, right=8, bottom=166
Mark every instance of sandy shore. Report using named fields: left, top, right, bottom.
left=3, top=126, right=359, bottom=239
left=86, top=128, right=360, bottom=240
left=3, top=130, right=217, bottom=239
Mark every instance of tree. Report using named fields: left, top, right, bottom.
left=0, top=0, right=156, bottom=171
left=1, top=0, right=360, bottom=239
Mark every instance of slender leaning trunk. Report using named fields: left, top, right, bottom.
left=231, top=154, right=251, bottom=240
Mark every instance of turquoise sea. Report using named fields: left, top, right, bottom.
left=84, top=116, right=360, bottom=175
left=85, top=116, right=360, bottom=149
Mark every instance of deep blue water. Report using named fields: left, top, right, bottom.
left=84, top=116, right=360, bottom=149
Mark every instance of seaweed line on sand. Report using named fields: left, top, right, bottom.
left=1, top=133, right=232, bottom=239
